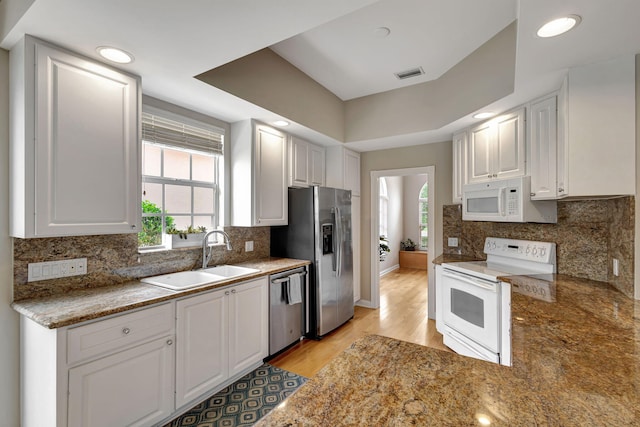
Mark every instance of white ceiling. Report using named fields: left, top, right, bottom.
left=2, top=0, right=640, bottom=151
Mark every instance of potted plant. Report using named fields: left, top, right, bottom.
left=400, top=238, right=417, bottom=251
left=379, top=236, right=391, bottom=261
left=165, top=225, right=208, bottom=249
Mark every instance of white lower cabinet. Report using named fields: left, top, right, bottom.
left=21, top=278, right=269, bottom=427
left=176, top=277, right=268, bottom=410
left=67, top=337, right=175, bottom=427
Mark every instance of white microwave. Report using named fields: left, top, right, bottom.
left=462, top=176, right=557, bottom=223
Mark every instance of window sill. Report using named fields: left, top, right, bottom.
left=138, top=242, right=226, bottom=255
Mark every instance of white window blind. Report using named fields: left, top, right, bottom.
left=142, top=112, right=223, bottom=155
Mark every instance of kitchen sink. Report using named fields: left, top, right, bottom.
left=141, top=265, right=260, bottom=291
left=141, top=270, right=226, bottom=290
left=201, top=265, right=260, bottom=278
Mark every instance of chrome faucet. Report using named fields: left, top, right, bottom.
left=202, top=230, right=233, bottom=269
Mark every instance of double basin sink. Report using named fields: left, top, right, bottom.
left=141, top=265, right=260, bottom=291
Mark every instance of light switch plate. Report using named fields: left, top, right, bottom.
left=448, top=237, right=459, bottom=247
left=28, top=258, right=87, bottom=282
left=245, top=241, right=254, bottom=252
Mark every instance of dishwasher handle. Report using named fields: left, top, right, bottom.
left=270, top=270, right=307, bottom=284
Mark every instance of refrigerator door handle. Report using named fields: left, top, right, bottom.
left=335, top=206, right=342, bottom=277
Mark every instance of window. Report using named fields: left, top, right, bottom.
left=139, top=110, right=224, bottom=248
left=379, top=178, right=388, bottom=238
left=418, top=182, right=428, bottom=249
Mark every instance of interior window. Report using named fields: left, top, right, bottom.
left=379, top=178, right=389, bottom=238
left=418, top=182, right=428, bottom=250
left=139, top=111, right=224, bottom=249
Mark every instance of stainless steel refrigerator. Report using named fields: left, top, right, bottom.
left=271, top=186, right=354, bottom=338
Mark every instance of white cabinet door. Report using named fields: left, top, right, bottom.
left=494, top=109, right=525, bottom=179
left=467, top=108, right=525, bottom=184
left=529, top=96, right=558, bottom=200
left=67, top=337, right=174, bottom=427
left=176, top=289, right=228, bottom=408
left=309, top=144, right=326, bottom=186
left=452, top=131, right=467, bottom=203
left=289, top=136, right=310, bottom=187
left=255, top=124, right=288, bottom=225
left=11, top=36, right=140, bottom=238
left=344, top=149, right=361, bottom=196
left=468, top=122, right=493, bottom=183
left=228, top=278, right=268, bottom=377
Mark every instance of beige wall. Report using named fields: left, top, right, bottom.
left=360, top=141, right=452, bottom=300
left=0, top=47, right=20, bottom=426
left=196, top=48, right=345, bottom=142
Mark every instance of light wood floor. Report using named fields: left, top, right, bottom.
left=269, top=267, right=450, bottom=378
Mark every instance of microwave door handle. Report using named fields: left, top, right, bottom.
left=498, top=187, right=506, bottom=217
left=442, top=270, right=498, bottom=291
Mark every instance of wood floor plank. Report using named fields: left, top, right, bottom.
left=269, top=268, right=450, bottom=378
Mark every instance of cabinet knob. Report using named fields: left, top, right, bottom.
left=487, top=174, right=492, bottom=178
left=166, top=339, right=173, bottom=346
left=530, top=193, right=536, bottom=197
left=131, top=225, right=136, bottom=229
left=558, top=187, right=565, bottom=193
left=231, top=289, right=236, bottom=294
left=122, top=327, right=131, bottom=335
left=225, top=291, right=230, bottom=296
left=493, top=174, right=498, bottom=178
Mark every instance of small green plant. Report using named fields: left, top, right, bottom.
left=400, top=238, right=417, bottom=251
left=139, top=200, right=175, bottom=247
left=379, top=236, right=391, bottom=261
left=166, top=225, right=208, bottom=239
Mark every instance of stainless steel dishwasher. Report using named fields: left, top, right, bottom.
left=269, top=266, right=308, bottom=356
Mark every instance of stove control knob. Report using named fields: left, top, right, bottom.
left=490, top=242, right=497, bottom=250
left=532, top=247, right=538, bottom=256
left=526, top=246, right=531, bottom=254
left=540, top=248, right=547, bottom=257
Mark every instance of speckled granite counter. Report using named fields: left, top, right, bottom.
left=11, top=257, right=309, bottom=328
left=257, top=263, right=640, bottom=425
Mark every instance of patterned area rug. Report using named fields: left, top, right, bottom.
left=164, top=364, right=307, bottom=427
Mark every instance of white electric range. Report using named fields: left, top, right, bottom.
left=436, top=237, right=556, bottom=366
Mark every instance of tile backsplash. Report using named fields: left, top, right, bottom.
left=13, top=226, right=270, bottom=300
left=443, top=196, right=635, bottom=298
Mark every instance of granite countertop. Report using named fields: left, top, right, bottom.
left=12, top=257, right=310, bottom=329
left=257, top=269, right=640, bottom=425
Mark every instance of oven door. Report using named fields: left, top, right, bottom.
left=441, top=268, right=501, bottom=353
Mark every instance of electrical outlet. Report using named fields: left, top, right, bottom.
left=28, top=258, right=87, bottom=282
left=245, top=241, right=254, bottom=252
left=448, top=237, right=459, bottom=247
left=613, top=258, right=619, bottom=277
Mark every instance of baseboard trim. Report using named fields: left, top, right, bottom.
left=355, top=299, right=374, bottom=308
left=380, top=264, right=400, bottom=277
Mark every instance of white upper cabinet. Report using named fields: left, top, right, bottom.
left=325, top=146, right=361, bottom=196
left=563, top=55, right=635, bottom=197
left=230, top=120, right=288, bottom=226
left=10, top=35, right=141, bottom=238
left=468, top=108, right=525, bottom=183
left=529, top=95, right=559, bottom=200
left=452, top=131, right=467, bottom=204
left=289, top=136, right=325, bottom=188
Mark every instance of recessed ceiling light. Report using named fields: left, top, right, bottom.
left=273, top=120, right=289, bottom=127
left=96, top=46, right=134, bottom=64
left=473, top=112, right=495, bottom=119
left=374, top=27, right=391, bottom=38
left=537, top=15, right=582, bottom=38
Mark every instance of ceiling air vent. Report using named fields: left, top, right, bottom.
left=394, top=66, right=424, bottom=80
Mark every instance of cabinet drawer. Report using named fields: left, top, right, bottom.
left=67, top=303, right=174, bottom=365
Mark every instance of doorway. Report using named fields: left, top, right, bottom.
left=369, top=167, right=436, bottom=318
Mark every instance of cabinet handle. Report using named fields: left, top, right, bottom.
left=122, top=327, right=130, bottom=335
left=130, top=225, right=136, bottom=229
left=530, top=193, right=536, bottom=197
left=225, top=291, right=230, bottom=295
left=166, top=339, right=173, bottom=346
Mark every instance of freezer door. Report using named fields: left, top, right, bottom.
left=336, top=189, right=354, bottom=325
left=315, top=187, right=339, bottom=336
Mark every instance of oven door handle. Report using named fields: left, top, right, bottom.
left=442, top=270, right=498, bottom=291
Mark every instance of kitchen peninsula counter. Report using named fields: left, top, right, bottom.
left=257, top=265, right=640, bottom=425
left=11, top=257, right=309, bottom=328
